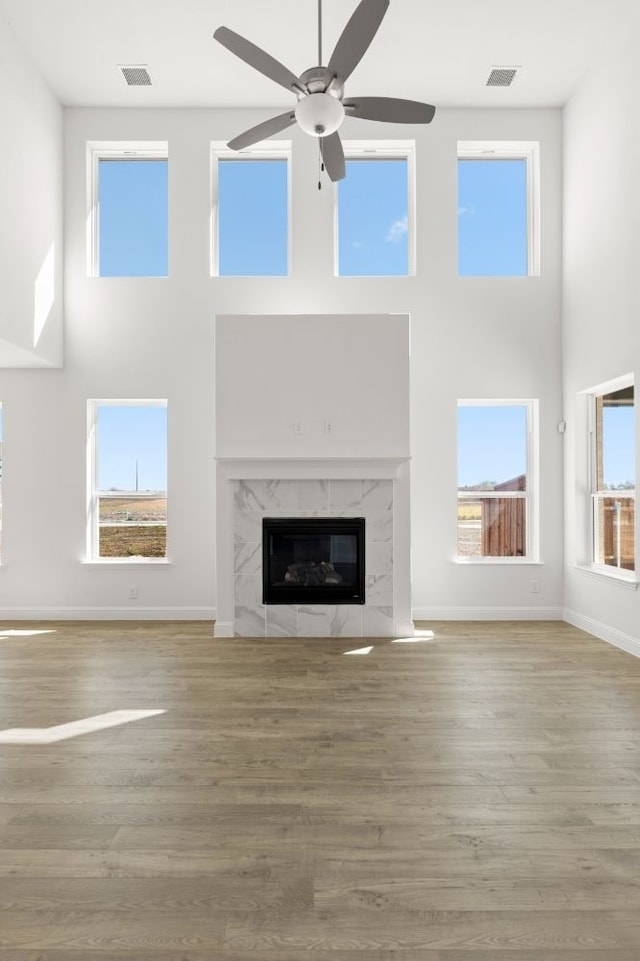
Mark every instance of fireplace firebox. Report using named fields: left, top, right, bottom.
left=262, top=517, right=365, bottom=605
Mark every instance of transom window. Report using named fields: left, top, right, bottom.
left=336, top=142, right=414, bottom=277
left=87, top=142, right=169, bottom=278
left=87, top=401, right=167, bottom=561
left=457, top=141, right=540, bottom=277
left=211, top=142, right=290, bottom=276
left=590, top=378, right=635, bottom=574
left=457, top=400, right=538, bottom=561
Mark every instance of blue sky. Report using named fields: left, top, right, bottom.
left=458, top=159, right=528, bottom=276
left=99, top=159, right=168, bottom=277
left=458, top=405, right=528, bottom=488
left=98, top=405, right=167, bottom=491
left=338, top=159, right=408, bottom=276
left=218, top=160, right=288, bottom=276
left=603, top=406, right=636, bottom=487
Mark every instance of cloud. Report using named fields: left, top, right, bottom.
left=386, top=215, right=408, bottom=243
left=458, top=204, right=476, bottom=217
left=352, top=240, right=365, bottom=249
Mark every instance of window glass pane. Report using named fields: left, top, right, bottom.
left=457, top=496, right=527, bottom=558
left=218, top=159, right=288, bottom=276
left=98, top=495, right=167, bottom=559
left=594, top=496, right=635, bottom=571
left=458, top=405, right=527, bottom=491
left=597, top=387, right=635, bottom=490
left=97, top=405, right=167, bottom=492
left=98, top=159, right=168, bottom=277
left=458, top=159, right=527, bottom=276
left=338, top=159, right=408, bottom=276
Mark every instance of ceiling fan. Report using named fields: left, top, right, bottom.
left=213, top=0, right=436, bottom=182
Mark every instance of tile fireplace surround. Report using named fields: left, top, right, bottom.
left=214, top=458, right=413, bottom=638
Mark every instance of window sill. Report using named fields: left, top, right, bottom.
left=454, top=557, right=542, bottom=565
left=82, top=559, right=171, bottom=569
left=575, top=565, right=639, bottom=590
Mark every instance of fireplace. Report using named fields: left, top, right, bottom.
left=263, top=517, right=366, bottom=605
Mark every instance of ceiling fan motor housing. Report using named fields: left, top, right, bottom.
left=295, top=91, right=345, bottom=136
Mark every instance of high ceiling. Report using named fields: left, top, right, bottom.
left=0, top=0, right=633, bottom=110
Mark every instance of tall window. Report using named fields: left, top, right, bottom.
left=88, top=142, right=168, bottom=277
left=212, top=143, right=290, bottom=276
left=457, top=401, right=538, bottom=560
left=591, top=380, right=635, bottom=572
left=458, top=141, right=540, bottom=277
left=336, top=142, right=414, bottom=276
left=88, top=401, right=167, bottom=561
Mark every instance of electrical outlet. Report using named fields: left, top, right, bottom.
left=128, top=586, right=138, bottom=600
left=531, top=581, right=541, bottom=594
left=293, top=419, right=304, bottom=434
left=324, top=419, right=333, bottom=434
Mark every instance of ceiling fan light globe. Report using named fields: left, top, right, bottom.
left=295, top=92, right=345, bottom=138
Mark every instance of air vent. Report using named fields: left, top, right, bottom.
left=120, top=65, right=152, bottom=86
left=486, top=67, right=518, bottom=87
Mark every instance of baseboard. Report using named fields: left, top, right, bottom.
left=412, top=606, right=563, bottom=621
left=213, top=620, right=234, bottom=637
left=0, top=607, right=217, bottom=622
left=563, top=608, right=640, bottom=659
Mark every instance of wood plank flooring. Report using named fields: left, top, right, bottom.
left=1, top=619, right=640, bottom=957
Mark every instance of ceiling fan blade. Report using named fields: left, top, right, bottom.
left=227, top=111, right=296, bottom=151
left=328, top=0, right=389, bottom=82
left=321, top=132, right=346, bottom=182
left=344, top=96, right=436, bottom=124
left=214, top=26, right=305, bottom=94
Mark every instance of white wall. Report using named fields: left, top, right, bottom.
left=0, top=103, right=563, bottom=619
left=563, top=5, right=640, bottom=650
left=215, top=314, right=410, bottom=458
left=0, top=16, right=63, bottom=366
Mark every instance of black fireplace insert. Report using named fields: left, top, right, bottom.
left=262, top=517, right=366, bottom=605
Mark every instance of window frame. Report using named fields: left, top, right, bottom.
left=334, top=140, right=416, bottom=277
left=86, top=399, right=168, bottom=564
left=457, top=140, right=541, bottom=277
left=587, top=374, right=636, bottom=580
left=456, top=398, right=540, bottom=564
left=86, top=141, right=169, bottom=279
left=210, top=140, right=292, bottom=278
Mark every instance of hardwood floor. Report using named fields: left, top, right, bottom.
left=1, top=619, right=640, bottom=957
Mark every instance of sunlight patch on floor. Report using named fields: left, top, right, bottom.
left=392, top=630, right=435, bottom=643
left=0, top=629, right=57, bottom=638
left=0, top=709, right=166, bottom=745
left=343, top=645, right=374, bottom=655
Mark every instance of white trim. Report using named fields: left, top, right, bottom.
left=413, top=606, right=563, bottom=621
left=563, top=608, right=640, bottom=659
left=0, top=607, right=216, bottom=622
left=334, top=140, right=416, bottom=277
left=213, top=620, right=234, bottom=638
left=574, top=564, right=639, bottom=589
left=86, top=141, right=168, bottom=278
left=217, top=456, right=409, bottom=480
left=457, top=140, right=540, bottom=277
left=210, top=140, right=292, bottom=278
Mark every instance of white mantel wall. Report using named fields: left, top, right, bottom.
left=0, top=96, right=563, bottom=620
left=563, top=5, right=640, bottom=651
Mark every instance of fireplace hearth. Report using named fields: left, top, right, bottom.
left=263, top=517, right=365, bottom=605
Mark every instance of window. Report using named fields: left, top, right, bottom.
left=87, top=142, right=168, bottom=277
left=336, top=142, right=414, bottom=276
left=458, top=141, right=540, bottom=277
left=87, top=401, right=167, bottom=561
left=590, top=379, right=635, bottom=573
left=457, top=400, right=538, bottom=561
left=211, top=142, right=290, bottom=276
